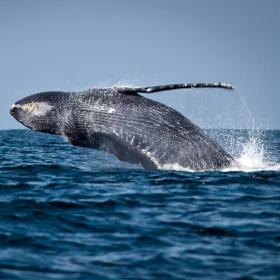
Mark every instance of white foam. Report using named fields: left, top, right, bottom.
left=141, top=149, right=196, bottom=172
left=159, top=163, right=195, bottom=172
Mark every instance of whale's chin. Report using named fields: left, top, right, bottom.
left=10, top=104, right=33, bottom=129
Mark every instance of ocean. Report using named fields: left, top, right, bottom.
left=0, top=129, right=279, bottom=279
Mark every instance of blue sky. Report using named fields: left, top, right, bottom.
left=1, top=0, right=279, bottom=130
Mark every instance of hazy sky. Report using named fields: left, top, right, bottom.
left=1, top=0, right=279, bottom=130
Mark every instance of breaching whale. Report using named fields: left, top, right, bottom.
left=10, top=83, right=235, bottom=170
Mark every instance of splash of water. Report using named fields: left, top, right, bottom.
left=222, top=134, right=280, bottom=172
left=227, top=91, right=280, bottom=172
left=237, top=137, right=264, bottom=168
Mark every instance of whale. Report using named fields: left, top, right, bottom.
left=10, top=83, right=235, bottom=171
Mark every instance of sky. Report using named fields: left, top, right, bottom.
left=1, top=0, right=279, bottom=130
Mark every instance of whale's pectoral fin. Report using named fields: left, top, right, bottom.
left=66, top=131, right=157, bottom=169
left=94, top=133, right=157, bottom=169
left=116, top=83, right=234, bottom=95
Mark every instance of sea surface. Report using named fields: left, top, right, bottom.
left=0, top=129, right=280, bottom=280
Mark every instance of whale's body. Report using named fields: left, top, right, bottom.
left=10, top=83, right=235, bottom=170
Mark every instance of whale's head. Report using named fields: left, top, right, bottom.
left=10, top=91, right=69, bottom=134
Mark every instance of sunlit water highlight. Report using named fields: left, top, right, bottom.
left=0, top=129, right=279, bottom=280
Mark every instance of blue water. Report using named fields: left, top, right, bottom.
left=0, top=129, right=280, bottom=279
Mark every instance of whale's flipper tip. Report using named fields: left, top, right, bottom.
left=218, top=83, right=235, bottom=90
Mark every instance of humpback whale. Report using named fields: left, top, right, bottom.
left=10, top=83, right=235, bottom=171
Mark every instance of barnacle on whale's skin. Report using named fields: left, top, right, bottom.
left=11, top=102, right=54, bottom=116
left=22, top=102, right=39, bottom=113
left=11, top=102, right=39, bottom=113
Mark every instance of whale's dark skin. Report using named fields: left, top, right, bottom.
left=10, top=83, right=235, bottom=170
